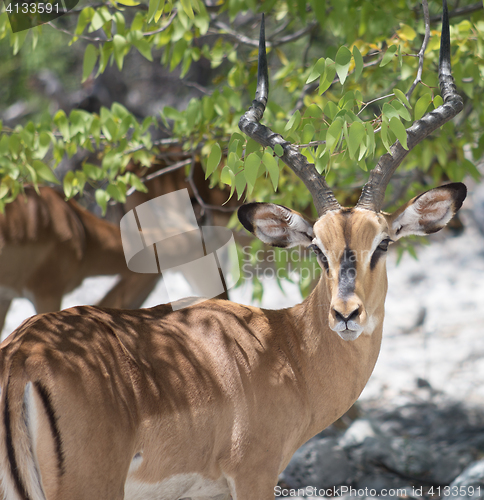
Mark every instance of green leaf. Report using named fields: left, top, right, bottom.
left=95, top=189, right=110, bottom=215
left=353, top=46, right=363, bottom=82
left=113, top=35, right=128, bottom=70
left=180, top=0, right=194, bottom=19
left=389, top=117, right=408, bottom=150
left=83, top=163, right=104, bottom=181
left=397, top=24, right=417, bottom=41
left=63, top=171, right=75, bottom=198
left=325, top=118, right=343, bottom=154
left=97, top=42, right=113, bottom=76
left=234, top=172, right=247, bottom=200
left=306, top=58, right=325, bottom=84
left=302, top=123, right=316, bottom=144
left=391, top=100, right=411, bottom=122
left=365, top=122, right=375, bottom=156
left=382, top=103, right=399, bottom=121
left=462, top=158, right=481, bottom=182
left=8, top=134, right=21, bottom=158
left=319, top=58, right=336, bottom=94
left=380, top=45, right=397, bottom=67
left=221, top=167, right=236, bottom=200
left=82, top=44, right=98, bottom=83
left=206, top=143, right=222, bottom=179
left=107, top=183, right=126, bottom=203
left=133, top=39, right=153, bottom=61
left=309, top=0, right=326, bottom=28
left=393, top=88, right=411, bottom=108
left=414, top=93, right=432, bottom=120
left=315, top=151, right=329, bottom=174
left=128, top=173, right=148, bottom=193
left=54, top=110, right=70, bottom=141
left=284, top=110, right=301, bottom=134
left=89, top=7, right=112, bottom=32
left=262, top=151, right=279, bottom=191
left=381, top=119, right=391, bottom=153
left=75, top=7, right=95, bottom=35
left=335, top=46, right=352, bottom=85
left=117, top=0, right=140, bottom=5
left=348, top=122, right=366, bottom=159
left=244, top=152, right=261, bottom=188
left=433, top=95, right=444, bottom=109
left=0, top=184, right=9, bottom=200
left=37, top=132, right=51, bottom=159
left=246, top=138, right=262, bottom=157
left=148, top=0, right=160, bottom=22
left=32, top=160, right=60, bottom=184
left=274, top=144, right=284, bottom=157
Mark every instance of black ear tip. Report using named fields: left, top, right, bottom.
left=446, top=182, right=467, bottom=211
left=238, top=203, right=259, bottom=233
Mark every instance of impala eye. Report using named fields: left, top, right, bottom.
left=377, top=238, right=393, bottom=252
left=309, top=244, right=322, bottom=256
left=309, top=244, right=329, bottom=272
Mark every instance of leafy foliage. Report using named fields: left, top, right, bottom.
left=0, top=0, right=482, bottom=295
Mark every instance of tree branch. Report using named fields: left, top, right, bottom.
left=211, top=20, right=318, bottom=48
left=46, top=9, right=176, bottom=43
left=429, top=1, right=483, bottom=22
left=406, top=0, right=431, bottom=101
left=187, top=155, right=236, bottom=214
left=125, top=158, right=192, bottom=197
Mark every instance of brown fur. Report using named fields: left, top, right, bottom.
left=0, top=187, right=136, bottom=331
left=0, top=183, right=465, bottom=500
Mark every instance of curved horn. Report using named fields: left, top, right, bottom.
left=238, top=15, right=341, bottom=217
left=356, top=0, right=463, bottom=212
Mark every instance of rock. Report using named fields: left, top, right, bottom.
left=354, top=473, right=412, bottom=494
left=429, top=444, right=475, bottom=485
left=449, top=459, right=484, bottom=499
left=280, top=437, right=356, bottom=490
left=389, top=437, right=434, bottom=477
left=339, top=419, right=378, bottom=449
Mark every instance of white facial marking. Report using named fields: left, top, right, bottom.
left=336, top=328, right=363, bottom=341
left=128, top=452, right=143, bottom=474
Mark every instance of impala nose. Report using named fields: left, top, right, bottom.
left=330, top=298, right=366, bottom=339
left=333, top=307, right=360, bottom=325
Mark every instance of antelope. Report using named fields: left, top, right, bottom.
left=0, top=2, right=466, bottom=499
left=0, top=186, right=150, bottom=334
left=0, top=165, right=234, bottom=334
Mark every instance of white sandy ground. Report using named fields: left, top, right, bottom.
left=1, top=191, right=483, bottom=409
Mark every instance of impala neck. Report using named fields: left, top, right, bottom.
left=287, top=272, right=385, bottom=441
left=70, top=203, right=128, bottom=277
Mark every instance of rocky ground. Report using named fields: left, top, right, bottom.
left=2, top=181, right=484, bottom=499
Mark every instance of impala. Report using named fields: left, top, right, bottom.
left=0, top=186, right=151, bottom=334
left=0, top=169, right=232, bottom=334
left=0, top=2, right=466, bottom=499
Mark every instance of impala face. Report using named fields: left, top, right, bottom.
left=311, top=208, right=390, bottom=340
left=238, top=182, right=466, bottom=342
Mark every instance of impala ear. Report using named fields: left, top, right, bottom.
left=387, top=182, right=466, bottom=240
left=238, top=203, right=314, bottom=248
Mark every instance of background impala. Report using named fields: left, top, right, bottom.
left=0, top=2, right=470, bottom=499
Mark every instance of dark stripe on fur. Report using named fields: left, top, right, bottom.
left=4, top=382, right=31, bottom=500
left=34, top=381, right=65, bottom=476
left=339, top=248, right=356, bottom=298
